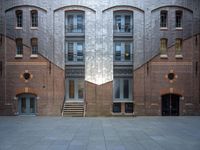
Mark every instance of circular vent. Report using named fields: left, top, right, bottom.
left=23, top=73, right=30, bottom=80
left=168, top=73, right=175, bottom=80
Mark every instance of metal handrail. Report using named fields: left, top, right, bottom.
left=65, top=24, right=85, bottom=33
left=65, top=54, right=84, bottom=62
left=61, top=95, right=66, bottom=116
left=113, top=24, right=133, bottom=33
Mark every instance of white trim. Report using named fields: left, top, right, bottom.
left=15, top=27, right=22, bottom=30
left=160, top=54, right=168, bottom=59
left=15, top=54, right=23, bottom=58
left=175, top=27, right=183, bottom=30
left=160, top=27, right=168, bottom=30
left=30, top=27, right=38, bottom=30
left=30, top=54, right=38, bottom=58
left=175, top=54, right=183, bottom=59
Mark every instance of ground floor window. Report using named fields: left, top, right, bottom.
left=125, top=103, right=133, bottom=113
left=113, top=78, right=132, bottom=100
left=113, top=103, right=121, bottom=113
left=66, top=78, right=84, bottom=100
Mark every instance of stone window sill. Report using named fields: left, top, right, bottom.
left=175, top=27, right=183, bottom=30
left=175, top=54, right=183, bottom=59
left=160, top=27, right=168, bottom=30
left=15, top=54, right=23, bottom=58
left=30, top=27, right=38, bottom=30
left=15, top=27, right=22, bottom=30
left=160, top=54, right=168, bottom=59
left=30, top=54, right=38, bottom=58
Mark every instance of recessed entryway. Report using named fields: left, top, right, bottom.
left=161, top=94, right=180, bottom=116
left=18, top=94, right=36, bottom=115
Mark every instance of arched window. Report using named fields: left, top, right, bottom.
left=16, top=10, right=23, bottom=27
left=31, top=38, right=38, bottom=54
left=160, top=38, right=167, bottom=54
left=175, top=10, right=183, bottom=28
left=160, top=10, right=168, bottom=28
left=31, top=10, right=38, bottom=27
left=16, top=38, right=23, bottom=55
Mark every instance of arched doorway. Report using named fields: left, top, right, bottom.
left=161, top=94, right=180, bottom=116
left=18, top=94, right=36, bottom=115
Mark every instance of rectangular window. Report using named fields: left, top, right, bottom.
left=160, top=11, right=167, bottom=28
left=175, top=39, right=182, bottom=55
left=30, top=98, right=35, bottom=113
left=0, top=34, right=2, bottom=46
left=67, top=79, right=84, bottom=100
left=114, top=78, right=132, bottom=100
left=66, top=12, right=84, bottom=33
left=31, top=10, right=38, bottom=27
left=16, top=38, right=23, bottom=55
left=176, top=11, right=182, bottom=28
left=125, top=103, right=133, bottom=113
left=16, top=10, right=23, bottom=27
left=113, top=103, right=121, bottom=113
left=66, top=42, right=84, bottom=62
left=31, top=38, right=38, bottom=54
left=114, top=42, right=132, bottom=61
left=114, top=12, right=132, bottom=33
left=160, top=38, right=167, bottom=54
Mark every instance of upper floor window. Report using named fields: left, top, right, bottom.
left=16, top=10, right=23, bottom=27
left=160, top=38, right=167, bottom=54
left=31, top=38, right=38, bottom=54
left=176, top=11, right=182, bottom=28
left=114, top=41, right=132, bottom=61
left=114, top=11, right=132, bottom=33
left=114, top=78, right=132, bottom=100
left=160, top=11, right=168, bottom=28
left=175, top=38, right=182, bottom=55
left=65, top=11, right=84, bottom=33
left=31, top=10, right=38, bottom=27
left=66, top=41, right=84, bottom=62
left=16, top=38, right=23, bottom=55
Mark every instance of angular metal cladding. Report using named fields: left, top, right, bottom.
left=0, top=0, right=199, bottom=85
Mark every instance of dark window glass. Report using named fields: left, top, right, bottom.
left=30, top=98, right=35, bottom=113
left=23, top=73, right=30, bottom=80
left=16, top=10, right=23, bottom=27
left=115, top=43, right=121, bottom=61
left=31, top=10, right=38, bottom=27
left=125, top=43, right=131, bottom=60
left=123, top=80, right=129, bottom=98
left=113, top=103, right=121, bottom=113
left=78, top=80, right=84, bottom=99
left=176, top=11, right=182, bottom=28
left=31, top=38, right=38, bottom=54
left=125, top=15, right=131, bottom=32
left=114, top=79, right=120, bottom=99
left=16, top=38, right=23, bottom=55
left=160, top=11, right=167, bottom=27
left=168, top=73, right=175, bottom=80
left=21, top=97, right=26, bottom=113
left=69, top=80, right=75, bottom=98
left=77, top=15, right=83, bottom=32
left=77, top=43, right=83, bottom=61
left=125, top=103, right=133, bottom=113
left=68, top=42, right=74, bottom=61
left=0, top=61, right=2, bottom=76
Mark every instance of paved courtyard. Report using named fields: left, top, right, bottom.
left=0, top=116, right=200, bottom=150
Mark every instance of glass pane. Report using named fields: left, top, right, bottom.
left=123, top=80, right=129, bottom=99
left=77, top=15, right=83, bottom=32
left=125, top=103, right=133, bottom=113
left=115, top=15, right=121, bottom=31
left=67, top=15, right=73, bottom=32
left=115, top=43, right=121, bottom=61
left=113, top=103, right=121, bottom=113
left=30, top=98, right=35, bottom=113
left=114, top=79, right=120, bottom=99
left=21, top=97, right=26, bottom=113
left=125, top=16, right=131, bottom=32
left=78, top=80, right=84, bottom=99
left=69, top=80, right=75, bottom=98
left=125, top=43, right=131, bottom=61
left=68, top=42, right=74, bottom=61
left=77, top=43, right=83, bottom=61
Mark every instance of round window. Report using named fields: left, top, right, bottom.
left=23, top=73, right=30, bottom=80
left=168, top=73, right=175, bottom=80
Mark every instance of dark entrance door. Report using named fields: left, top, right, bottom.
left=18, top=94, right=36, bottom=115
left=162, top=94, right=180, bottom=116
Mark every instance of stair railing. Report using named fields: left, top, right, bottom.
left=61, top=95, right=66, bottom=117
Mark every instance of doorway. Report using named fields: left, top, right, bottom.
left=18, top=94, right=36, bottom=115
left=161, top=94, right=180, bottom=116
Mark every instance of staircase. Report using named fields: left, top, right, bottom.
left=62, top=102, right=84, bottom=117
